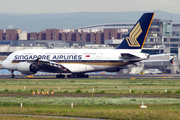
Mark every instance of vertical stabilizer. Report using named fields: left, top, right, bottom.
left=116, top=13, right=154, bottom=50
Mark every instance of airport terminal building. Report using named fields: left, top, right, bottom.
left=0, top=18, right=180, bottom=73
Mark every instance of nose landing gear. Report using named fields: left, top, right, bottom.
left=10, top=70, right=15, bottom=78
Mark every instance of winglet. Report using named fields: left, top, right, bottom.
left=35, top=57, right=41, bottom=64
left=116, top=13, right=155, bottom=49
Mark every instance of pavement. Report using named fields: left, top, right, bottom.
left=0, top=74, right=180, bottom=79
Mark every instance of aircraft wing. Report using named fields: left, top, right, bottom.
left=30, top=58, right=71, bottom=73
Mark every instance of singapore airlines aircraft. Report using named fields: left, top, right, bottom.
left=2, top=13, right=154, bottom=78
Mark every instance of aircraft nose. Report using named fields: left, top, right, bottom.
left=2, top=60, right=6, bottom=69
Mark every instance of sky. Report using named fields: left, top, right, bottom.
left=0, top=0, right=180, bottom=14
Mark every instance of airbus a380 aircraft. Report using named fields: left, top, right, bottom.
left=2, top=13, right=154, bottom=78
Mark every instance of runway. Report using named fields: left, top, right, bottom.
left=0, top=74, right=180, bottom=79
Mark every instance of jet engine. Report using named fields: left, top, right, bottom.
left=105, top=67, right=122, bottom=72
left=17, top=62, right=39, bottom=75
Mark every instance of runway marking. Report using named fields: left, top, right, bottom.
left=27, top=76, right=34, bottom=78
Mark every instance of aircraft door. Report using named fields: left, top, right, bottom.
left=79, top=52, right=86, bottom=72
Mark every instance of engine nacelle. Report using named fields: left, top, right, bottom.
left=17, top=62, right=38, bottom=75
left=105, top=67, right=122, bottom=72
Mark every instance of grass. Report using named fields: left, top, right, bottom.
left=1, top=105, right=180, bottom=120
left=1, top=78, right=180, bottom=94
left=175, top=89, right=180, bottom=94
left=75, top=89, right=82, bottom=93
left=0, top=97, right=180, bottom=105
left=3, top=88, right=9, bottom=92
left=0, top=115, right=72, bottom=120
left=1, top=78, right=180, bottom=119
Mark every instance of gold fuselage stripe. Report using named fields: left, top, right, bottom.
left=12, top=61, right=137, bottom=67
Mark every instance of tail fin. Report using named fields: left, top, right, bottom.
left=116, top=13, right=154, bottom=49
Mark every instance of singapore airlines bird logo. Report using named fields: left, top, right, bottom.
left=126, top=22, right=142, bottom=47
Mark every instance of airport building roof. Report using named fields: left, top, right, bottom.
left=78, top=22, right=135, bottom=29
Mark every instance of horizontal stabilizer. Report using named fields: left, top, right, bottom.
left=141, top=57, right=175, bottom=64
left=149, top=53, right=176, bottom=57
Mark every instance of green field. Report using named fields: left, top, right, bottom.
left=1, top=78, right=180, bottom=94
left=0, top=78, right=180, bottom=120
left=1, top=104, right=180, bottom=120
left=1, top=115, right=70, bottom=120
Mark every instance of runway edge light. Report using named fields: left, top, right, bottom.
left=37, top=91, right=40, bottom=95
left=32, top=91, right=35, bottom=95
left=51, top=91, right=54, bottom=95
left=41, top=91, right=45, bottom=95
left=46, top=91, right=49, bottom=95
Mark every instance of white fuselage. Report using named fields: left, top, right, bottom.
left=2, top=49, right=148, bottom=74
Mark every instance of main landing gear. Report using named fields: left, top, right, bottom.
left=56, top=74, right=88, bottom=78
left=10, top=70, right=15, bottom=78
left=56, top=74, right=65, bottom=78
left=67, top=74, right=89, bottom=78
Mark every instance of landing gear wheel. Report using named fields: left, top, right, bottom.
left=56, top=74, right=65, bottom=78
left=10, top=74, right=15, bottom=78
left=67, top=74, right=89, bottom=78
left=85, top=75, right=89, bottom=78
left=74, top=74, right=78, bottom=78
left=10, top=70, right=15, bottom=78
left=67, top=74, right=79, bottom=78
left=82, top=75, right=89, bottom=78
